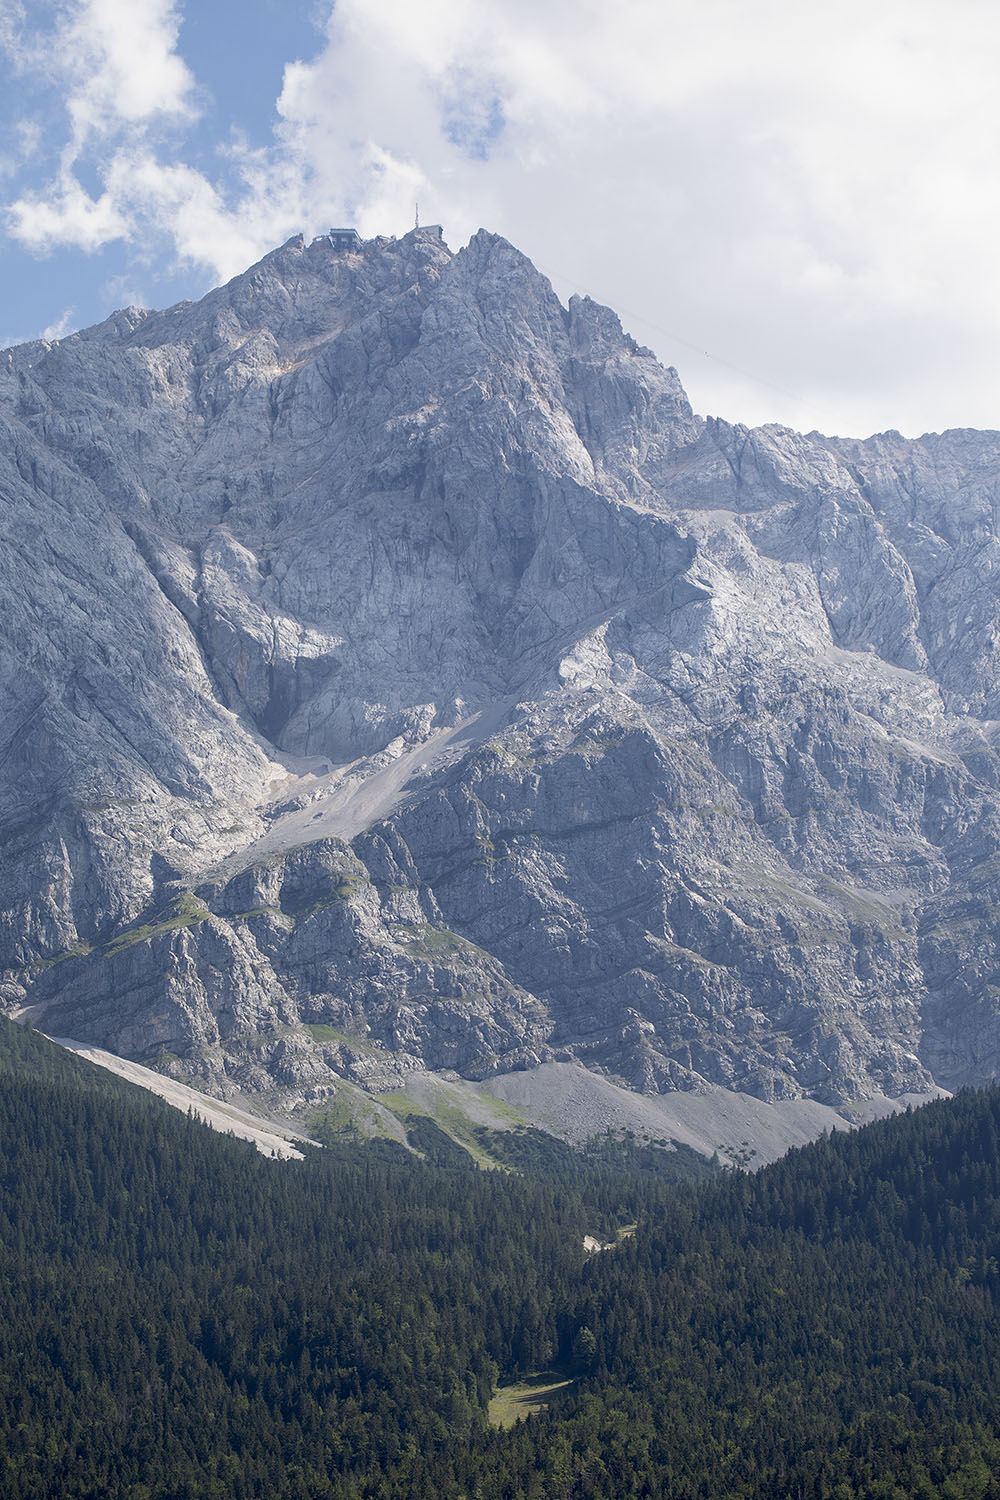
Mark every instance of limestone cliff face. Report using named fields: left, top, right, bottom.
left=5, top=225, right=1000, bottom=1110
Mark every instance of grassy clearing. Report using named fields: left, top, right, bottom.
left=228, top=905, right=295, bottom=928
left=373, top=1089, right=522, bottom=1169
left=287, top=873, right=371, bottom=920
left=30, top=940, right=93, bottom=972
left=488, top=1372, right=576, bottom=1428
left=310, top=1094, right=363, bottom=1134
left=303, top=1022, right=378, bottom=1051
left=392, top=921, right=487, bottom=960
left=815, top=876, right=904, bottom=933
left=309, top=1093, right=399, bottom=1143
left=373, top=1094, right=488, bottom=1166
left=471, top=1089, right=529, bottom=1127
left=102, top=891, right=210, bottom=956
left=307, top=1074, right=410, bottom=1145
left=27, top=888, right=211, bottom=971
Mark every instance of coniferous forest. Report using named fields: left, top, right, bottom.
left=3, top=1016, right=1000, bottom=1499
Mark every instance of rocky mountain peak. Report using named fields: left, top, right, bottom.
left=4, top=228, right=1000, bottom=1146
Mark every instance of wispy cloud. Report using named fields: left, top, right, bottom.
left=5, top=0, right=196, bottom=253
left=41, top=306, right=76, bottom=340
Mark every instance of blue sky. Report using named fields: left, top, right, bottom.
left=0, top=0, right=320, bottom=341
left=3, top=0, right=1000, bottom=439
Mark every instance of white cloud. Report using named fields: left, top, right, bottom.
left=249, top=0, right=1000, bottom=434
left=9, top=170, right=130, bottom=252
left=64, top=0, right=195, bottom=140
left=4, top=0, right=196, bottom=252
left=41, top=306, right=76, bottom=340
left=104, top=153, right=255, bottom=273
left=7, top=0, right=1000, bottom=434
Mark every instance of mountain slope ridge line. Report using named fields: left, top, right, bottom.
left=0, top=223, right=996, bottom=1149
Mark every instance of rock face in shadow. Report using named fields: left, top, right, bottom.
left=5, top=225, right=1000, bottom=1110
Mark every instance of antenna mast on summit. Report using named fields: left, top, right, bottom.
left=415, top=201, right=420, bottom=230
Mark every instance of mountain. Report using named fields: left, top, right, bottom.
left=3, top=224, right=1000, bottom=1138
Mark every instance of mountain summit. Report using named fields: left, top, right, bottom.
left=3, top=226, right=999, bottom=1140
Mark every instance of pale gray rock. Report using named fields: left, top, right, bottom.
left=5, top=226, right=1000, bottom=1119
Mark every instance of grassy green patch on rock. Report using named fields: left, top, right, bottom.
left=30, top=940, right=93, bottom=972
left=373, top=1091, right=513, bottom=1169
left=393, top=921, right=487, bottom=960
left=101, top=892, right=210, bottom=957
left=303, top=1022, right=378, bottom=1052
left=309, top=1085, right=407, bottom=1145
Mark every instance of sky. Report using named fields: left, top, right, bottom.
left=2, top=0, right=1000, bottom=439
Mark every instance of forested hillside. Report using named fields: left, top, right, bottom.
left=2, top=1019, right=1000, bottom=1498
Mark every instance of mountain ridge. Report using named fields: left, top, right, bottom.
left=4, top=224, right=1000, bottom=1136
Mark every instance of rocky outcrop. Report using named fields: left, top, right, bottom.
left=4, top=225, right=1000, bottom=1113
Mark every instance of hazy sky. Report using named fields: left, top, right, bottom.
left=3, top=0, right=999, bottom=439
